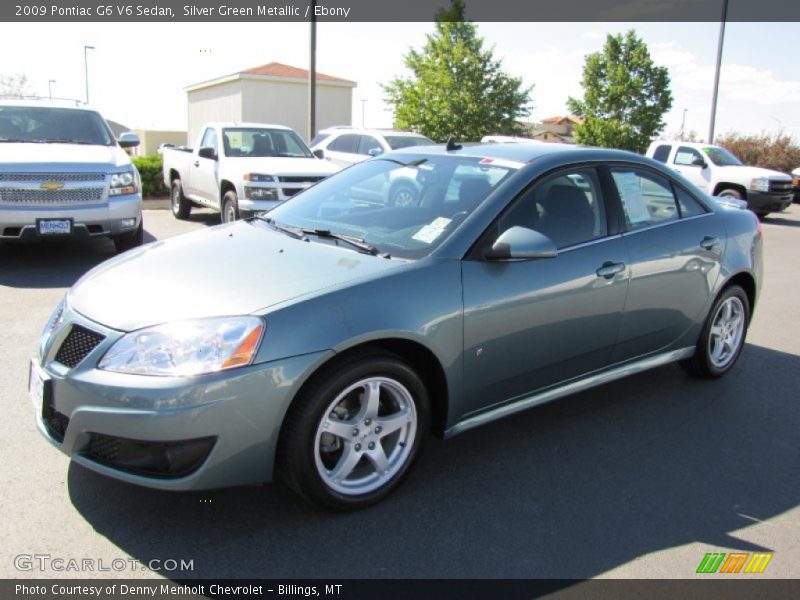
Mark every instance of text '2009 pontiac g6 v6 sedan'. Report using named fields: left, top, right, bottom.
left=30, top=142, right=762, bottom=510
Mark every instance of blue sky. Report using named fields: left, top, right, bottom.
left=1, top=21, right=797, bottom=142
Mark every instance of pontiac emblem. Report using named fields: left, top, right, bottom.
left=40, top=181, right=64, bottom=191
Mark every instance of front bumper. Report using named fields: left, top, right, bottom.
left=32, top=308, right=333, bottom=490
left=746, top=190, right=793, bottom=214
left=0, top=194, right=141, bottom=241
left=237, top=198, right=282, bottom=217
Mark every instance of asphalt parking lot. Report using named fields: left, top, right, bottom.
left=1, top=206, right=798, bottom=581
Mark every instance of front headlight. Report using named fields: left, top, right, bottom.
left=750, top=177, right=770, bottom=192
left=98, top=317, right=264, bottom=377
left=109, top=170, right=139, bottom=196
left=243, top=173, right=275, bottom=182
left=41, top=297, right=65, bottom=347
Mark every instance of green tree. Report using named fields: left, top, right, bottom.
left=382, top=0, right=532, bottom=142
left=0, top=73, right=31, bottom=97
left=567, top=30, right=673, bottom=153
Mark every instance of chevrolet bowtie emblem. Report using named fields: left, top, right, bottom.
left=40, top=181, right=64, bottom=191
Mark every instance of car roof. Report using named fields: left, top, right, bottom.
left=387, top=141, right=643, bottom=164
left=650, top=140, right=720, bottom=150
left=206, top=122, right=294, bottom=131
left=0, top=98, right=93, bottom=110
left=319, top=127, right=429, bottom=138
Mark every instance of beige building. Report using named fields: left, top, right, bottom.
left=131, top=130, right=187, bottom=156
left=521, top=115, right=583, bottom=144
left=185, top=62, right=356, bottom=144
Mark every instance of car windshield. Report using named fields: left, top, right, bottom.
left=703, top=146, right=742, bottom=167
left=222, top=127, right=313, bottom=158
left=263, top=154, right=515, bottom=259
left=384, top=135, right=435, bottom=150
left=0, top=106, right=114, bottom=145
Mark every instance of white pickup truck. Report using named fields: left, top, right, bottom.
left=162, top=122, right=339, bottom=223
left=646, top=140, right=793, bottom=217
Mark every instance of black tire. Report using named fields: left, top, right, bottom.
left=221, top=191, right=239, bottom=223
left=680, top=285, right=750, bottom=378
left=388, top=182, right=419, bottom=208
left=170, top=179, right=191, bottom=220
left=279, top=350, right=430, bottom=511
left=113, top=221, right=144, bottom=254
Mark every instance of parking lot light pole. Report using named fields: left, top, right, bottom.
left=48, top=79, right=56, bottom=100
left=84, top=45, right=95, bottom=105
left=308, top=1, right=316, bottom=143
left=708, top=0, right=728, bottom=144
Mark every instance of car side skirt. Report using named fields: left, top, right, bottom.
left=445, top=346, right=696, bottom=438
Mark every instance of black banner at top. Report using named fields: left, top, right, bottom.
left=3, top=0, right=800, bottom=22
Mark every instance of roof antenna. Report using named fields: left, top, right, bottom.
left=445, top=135, right=462, bottom=151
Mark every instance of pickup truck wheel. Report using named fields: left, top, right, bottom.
left=279, top=350, right=429, bottom=511
left=171, top=179, right=191, bottom=220
left=717, top=188, right=743, bottom=200
left=388, top=183, right=419, bottom=208
left=113, top=222, right=144, bottom=254
left=222, top=192, right=240, bottom=223
left=680, top=285, right=750, bottom=378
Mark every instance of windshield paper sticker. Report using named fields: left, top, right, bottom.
left=412, top=217, right=452, bottom=243
left=479, top=157, right=525, bottom=170
left=613, top=172, right=651, bottom=224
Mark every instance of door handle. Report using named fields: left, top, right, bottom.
left=193, top=161, right=200, bottom=167
left=700, top=236, right=719, bottom=250
left=596, top=261, right=625, bottom=279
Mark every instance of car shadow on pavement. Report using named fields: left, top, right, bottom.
left=67, top=343, right=799, bottom=579
left=0, top=227, right=162, bottom=289
left=761, top=215, right=800, bottom=228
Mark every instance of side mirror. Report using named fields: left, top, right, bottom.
left=484, top=226, right=558, bottom=261
left=118, top=132, right=140, bottom=148
left=367, top=148, right=384, bottom=157
left=313, top=149, right=325, bottom=159
left=692, top=156, right=707, bottom=168
left=198, top=146, right=217, bottom=160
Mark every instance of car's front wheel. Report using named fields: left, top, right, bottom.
left=279, top=351, right=429, bottom=510
left=221, top=191, right=239, bottom=223
left=681, top=285, right=750, bottom=378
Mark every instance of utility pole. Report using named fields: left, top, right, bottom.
left=308, top=0, right=317, bottom=142
left=48, top=80, right=56, bottom=100
left=680, top=108, right=687, bottom=141
left=361, top=99, right=367, bottom=127
left=708, top=0, right=728, bottom=144
left=84, top=45, right=95, bottom=105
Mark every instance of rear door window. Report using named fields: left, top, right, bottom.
left=611, top=169, right=679, bottom=230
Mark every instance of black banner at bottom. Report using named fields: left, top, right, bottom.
left=4, top=579, right=800, bottom=599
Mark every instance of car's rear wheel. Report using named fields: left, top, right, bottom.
left=221, top=191, right=239, bottom=223
left=279, top=351, right=429, bottom=510
left=681, top=285, right=750, bottom=378
left=171, top=179, right=191, bottom=220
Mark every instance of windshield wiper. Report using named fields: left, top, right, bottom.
left=301, top=228, right=382, bottom=256
left=255, top=216, right=307, bottom=240
left=0, top=137, right=31, bottom=142
left=44, top=139, right=101, bottom=145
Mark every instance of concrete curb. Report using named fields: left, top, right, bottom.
left=143, top=197, right=170, bottom=210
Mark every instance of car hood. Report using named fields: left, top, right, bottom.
left=68, top=221, right=404, bottom=331
left=0, top=142, right=132, bottom=170
left=224, top=156, right=340, bottom=176
left=721, top=165, right=791, bottom=181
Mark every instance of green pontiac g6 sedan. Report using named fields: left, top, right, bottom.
left=30, top=142, right=762, bottom=510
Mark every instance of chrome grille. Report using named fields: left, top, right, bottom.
left=0, top=172, right=106, bottom=182
left=278, top=175, right=326, bottom=183
left=54, top=325, right=105, bottom=368
left=0, top=188, right=104, bottom=206
left=769, top=180, right=792, bottom=193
